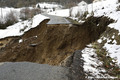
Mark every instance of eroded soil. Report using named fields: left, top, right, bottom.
left=0, top=16, right=113, bottom=66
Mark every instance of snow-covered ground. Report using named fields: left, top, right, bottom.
left=48, top=9, right=69, bottom=17
left=0, top=7, right=21, bottom=18
left=104, top=40, right=120, bottom=65
left=0, top=14, right=49, bottom=39
left=0, top=7, right=21, bottom=23
left=36, top=3, right=62, bottom=13
left=97, top=36, right=120, bottom=66
left=0, top=7, right=36, bottom=23
left=82, top=0, right=120, bottom=78
left=88, top=0, right=120, bottom=66
left=82, top=45, right=113, bottom=78
left=36, top=2, right=62, bottom=9
left=48, top=1, right=88, bottom=18
left=88, top=0, right=120, bottom=34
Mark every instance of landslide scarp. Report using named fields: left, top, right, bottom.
left=0, top=16, right=113, bottom=65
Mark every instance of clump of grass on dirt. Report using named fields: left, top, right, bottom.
left=93, top=43, right=120, bottom=77
left=91, top=27, right=120, bottom=78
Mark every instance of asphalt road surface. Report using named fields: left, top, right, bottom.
left=0, top=62, right=69, bottom=80
left=42, top=14, right=71, bottom=24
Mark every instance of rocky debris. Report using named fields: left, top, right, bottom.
left=61, top=50, right=87, bottom=80
left=69, top=50, right=87, bottom=80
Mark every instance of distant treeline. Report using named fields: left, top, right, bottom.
left=0, top=0, right=92, bottom=8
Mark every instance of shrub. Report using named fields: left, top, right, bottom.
left=20, top=8, right=41, bottom=20
left=20, top=8, right=31, bottom=20
left=0, top=10, right=18, bottom=29
left=80, top=11, right=88, bottom=20
left=116, top=5, right=120, bottom=11
left=6, top=10, right=18, bottom=23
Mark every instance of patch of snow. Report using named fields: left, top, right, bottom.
left=36, top=3, right=62, bottom=9
left=48, top=1, right=88, bottom=18
left=82, top=46, right=112, bottom=78
left=97, top=24, right=99, bottom=26
left=113, top=40, right=117, bottom=44
left=36, top=3, right=62, bottom=13
left=32, top=14, right=49, bottom=27
left=19, top=39, right=23, bottom=43
left=48, top=9, right=70, bottom=17
left=0, top=7, right=21, bottom=23
left=104, top=40, right=120, bottom=66
left=0, top=14, right=49, bottom=39
left=87, top=0, right=120, bottom=35
left=70, top=1, right=88, bottom=18
left=0, top=7, right=21, bottom=18
left=79, top=20, right=85, bottom=23
left=88, top=0, right=118, bottom=16
left=107, top=39, right=112, bottom=43
left=109, top=18, right=120, bottom=34
left=97, top=39, right=102, bottom=43
left=112, top=35, right=115, bottom=39
left=103, top=37, right=107, bottom=40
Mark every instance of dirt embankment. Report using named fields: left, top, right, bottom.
left=0, top=16, right=113, bottom=65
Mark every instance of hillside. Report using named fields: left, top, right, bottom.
left=0, top=16, right=112, bottom=65
left=0, top=0, right=120, bottom=80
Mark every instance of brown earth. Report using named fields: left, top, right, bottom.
left=0, top=16, right=113, bottom=65
left=0, top=37, right=13, bottom=49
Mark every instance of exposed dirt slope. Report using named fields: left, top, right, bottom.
left=0, top=16, right=113, bottom=65
left=0, top=37, right=13, bottom=49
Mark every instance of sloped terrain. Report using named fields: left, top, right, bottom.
left=0, top=16, right=113, bottom=66
left=81, top=27, right=120, bottom=79
left=0, top=50, right=87, bottom=80
left=94, top=27, right=120, bottom=77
